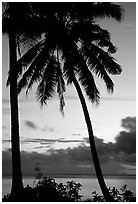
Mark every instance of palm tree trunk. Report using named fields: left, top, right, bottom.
left=9, top=28, right=23, bottom=198
left=72, top=75, right=114, bottom=202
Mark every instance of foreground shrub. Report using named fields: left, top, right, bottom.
left=2, top=169, right=136, bottom=202
left=84, top=185, right=136, bottom=202
left=2, top=177, right=82, bottom=202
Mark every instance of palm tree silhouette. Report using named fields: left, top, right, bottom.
left=2, top=2, right=43, bottom=198
left=16, top=3, right=123, bottom=201
left=3, top=2, right=123, bottom=201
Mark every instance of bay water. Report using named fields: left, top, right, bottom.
left=2, top=175, right=136, bottom=200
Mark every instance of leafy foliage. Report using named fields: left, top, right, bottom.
left=2, top=179, right=136, bottom=202
left=2, top=166, right=136, bottom=202
left=84, top=185, right=136, bottom=202
left=8, top=2, right=123, bottom=112
left=2, top=167, right=82, bottom=202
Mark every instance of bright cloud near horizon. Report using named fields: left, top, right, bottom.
left=2, top=2, right=136, bottom=155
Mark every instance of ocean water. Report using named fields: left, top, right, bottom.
left=2, top=175, right=136, bottom=200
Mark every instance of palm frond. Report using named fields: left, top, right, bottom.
left=6, top=39, right=45, bottom=87
left=26, top=40, right=56, bottom=94
left=78, top=66, right=100, bottom=104
left=70, top=22, right=117, bottom=55
left=17, top=62, right=36, bottom=94
left=91, top=43, right=122, bottom=75
left=18, top=35, right=56, bottom=94
left=88, top=58, right=114, bottom=93
left=36, top=57, right=58, bottom=105
left=68, top=2, right=123, bottom=22
left=90, top=2, right=124, bottom=22
left=62, top=36, right=100, bottom=103
left=17, top=44, right=48, bottom=94
left=76, top=59, right=100, bottom=104
left=63, top=56, right=76, bottom=85
left=57, top=63, right=66, bottom=115
left=107, top=42, right=117, bottom=54
left=22, top=48, right=48, bottom=94
left=71, top=22, right=111, bottom=43
left=17, top=39, right=45, bottom=76
left=81, top=41, right=122, bottom=75
left=81, top=43, right=115, bottom=93
left=61, top=36, right=77, bottom=85
left=71, top=42, right=100, bottom=104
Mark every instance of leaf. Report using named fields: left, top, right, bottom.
left=36, top=56, right=58, bottom=105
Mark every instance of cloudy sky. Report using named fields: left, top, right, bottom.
left=2, top=2, right=136, bottom=175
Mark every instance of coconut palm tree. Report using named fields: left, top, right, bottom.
left=2, top=2, right=44, bottom=198
left=16, top=3, right=123, bottom=201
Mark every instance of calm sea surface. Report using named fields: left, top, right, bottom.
left=2, top=175, right=136, bottom=200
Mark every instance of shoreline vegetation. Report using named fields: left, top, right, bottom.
left=2, top=169, right=136, bottom=202
left=2, top=175, right=136, bottom=202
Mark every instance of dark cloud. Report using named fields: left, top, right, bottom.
left=115, top=131, right=136, bottom=154
left=83, top=117, right=136, bottom=164
left=2, top=149, right=12, bottom=175
left=115, top=116, right=136, bottom=154
left=2, top=139, right=135, bottom=176
left=114, top=152, right=136, bottom=165
left=24, top=120, right=38, bottom=130
left=24, top=122, right=55, bottom=132
left=121, top=117, right=136, bottom=132
left=2, top=116, right=136, bottom=176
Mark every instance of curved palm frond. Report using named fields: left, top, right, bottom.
left=17, top=39, right=46, bottom=75
left=90, top=43, right=122, bottom=75
left=71, top=2, right=124, bottom=22
left=26, top=40, right=57, bottom=94
left=74, top=49, right=100, bottom=104
left=17, top=44, right=48, bottom=94
left=56, top=62, right=66, bottom=115
left=17, top=35, right=56, bottom=94
left=7, top=39, right=46, bottom=87
left=80, top=43, right=114, bottom=93
left=70, top=22, right=117, bottom=54
left=71, top=22, right=111, bottom=42
left=60, top=35, right=77, bottom=85
left=36, top=56, right=58, bottom=105
left=77, top=61, right=100, bottom=104
left=63, top=40, right=100, bottom=104
left=80, top=40, right=122, bottom=75
left=63, top=58, right=76, bottom=85
left=91, top=2, right=124, bottom=22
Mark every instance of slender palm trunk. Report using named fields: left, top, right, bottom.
left=72, top=75, right=114, bottom=202
left=9, top=28, right=23, bottom=198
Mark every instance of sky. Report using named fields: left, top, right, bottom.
left=2, top=2, right=136, bottom=175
